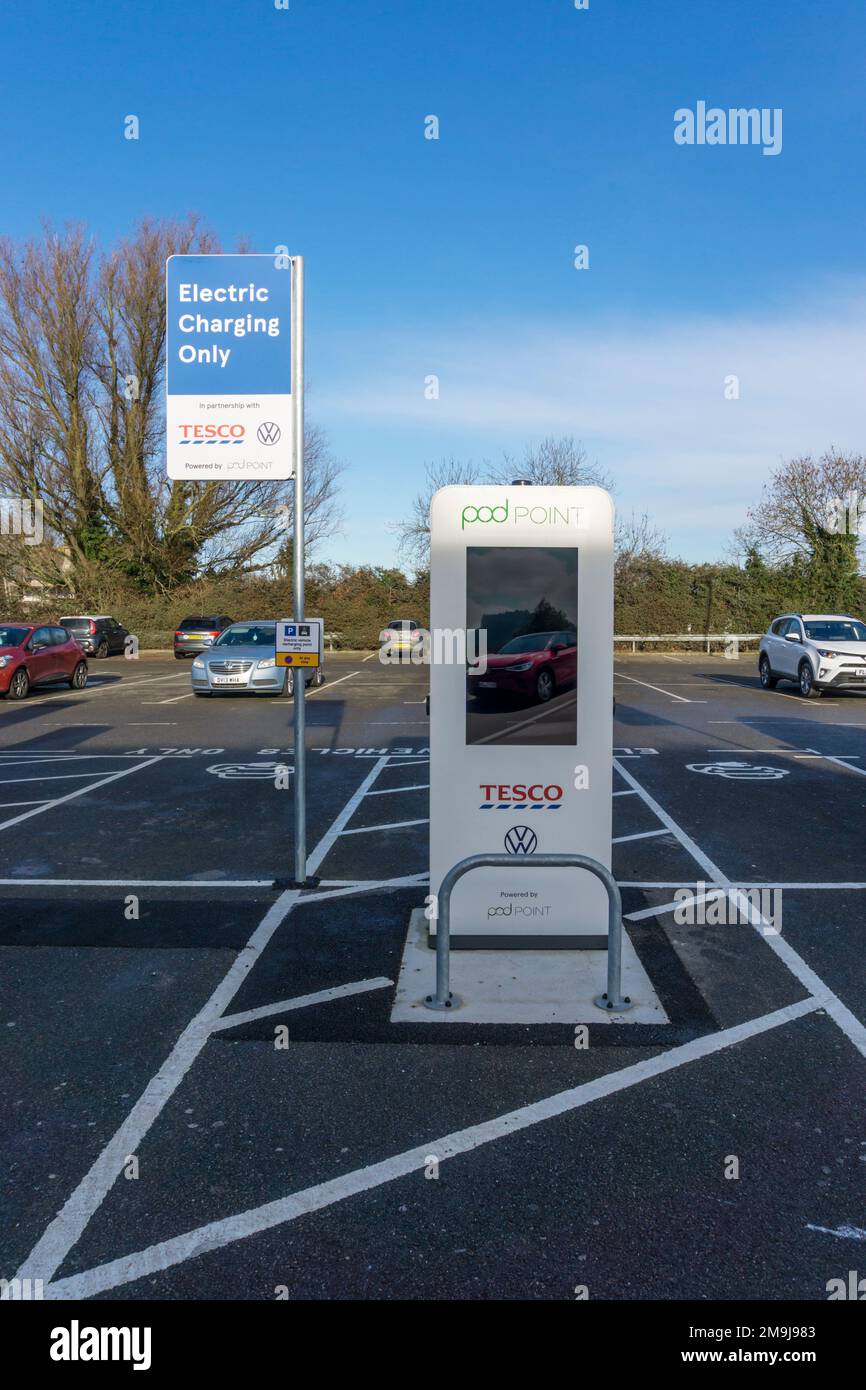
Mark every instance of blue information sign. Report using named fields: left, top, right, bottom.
left=165, top=254, right=294, bottom=481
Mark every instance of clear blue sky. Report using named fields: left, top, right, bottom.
left=3, top=0, right=865, bottom=568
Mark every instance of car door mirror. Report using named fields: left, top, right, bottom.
left=784, top=631, right=801, bottom=642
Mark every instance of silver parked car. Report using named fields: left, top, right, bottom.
left=758, top=612, right=866, bottom=698
left=190, top=621, right=325, bottom=697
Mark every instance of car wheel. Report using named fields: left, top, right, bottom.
left=8, top=667, right=30, bottom=700
left=313, top=667, right=325, bottom=687
left=284, top=669, right=295, bottom=698
left=798, top=661, right=821, bottom=698
left=68, top=661, right=88, bottom=691
left=536, top=668, right=554, bottom=703
left=95, top=640, right=109, bottom=659
left=759, top=655, right=778, bottom=689
left=174, top=652, right=186, bottom=660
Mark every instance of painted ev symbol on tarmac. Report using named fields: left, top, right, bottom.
left=686, top=761, right=790, bottom=781
left=206, top=762, right=294, bottom=780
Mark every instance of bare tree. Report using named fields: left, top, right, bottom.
left=741, top=450, right=866, bottom=562
left=393, top=456, right=483, bottom=568
left=393, top=437, right=614, bottom=567
left=486, top=435, right=611, bottom=490
left=0, top=219, right=343, bottom=594
left=614, top=510, right=668, bottom=583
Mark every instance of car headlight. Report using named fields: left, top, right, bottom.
left=192, top=658, right=205, bottom=669
left=505, top=661, right=533, bottom=672
left=0, top=655, right=10, bottom=669
left=256, top=657, right=276, bottom=669
left=816, top=648, right=839, bottom=658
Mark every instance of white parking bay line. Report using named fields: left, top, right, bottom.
left=10, top=755, right=391, bottom=1292
left=41, top=998, right=819, bottom=1300
left=365, top=783, right=429, bottom=795
left=211, top=978, right=393, bottom=1032
left=0, top=757, right=165, bottom=833
left=614, top=672, right=692, bottom=703
left=341, top=817, right=429, bottom=835
left=613, top=757, right=866, bottom=1061
left=308, top=670, right=361, bottom=694
left=612, top=828, right=668, bottom=844
left=0, top=772, right=127, bottom=784
left=74, top=673, right=189, bottom=698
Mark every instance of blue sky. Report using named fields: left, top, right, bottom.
left=2, top=0, right=865, bottom=567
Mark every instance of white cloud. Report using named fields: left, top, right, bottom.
left=318, top=287, right=866, bottom=559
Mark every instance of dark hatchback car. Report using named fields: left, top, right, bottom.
left=0, top=624, right=88, bottom=699
left=174, top=614, right=234, bottom=659
left=58, top=615, right=129, bottom=658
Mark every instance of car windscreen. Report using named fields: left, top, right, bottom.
left=179, top=616, right=219, bottom=629
left=0, top=626, right=30, bottom=646
left=497, top=632, right=555, bottom=654
left=214, top=625, right=276, bottom=646
left=804, top=620, right=866, bottom=642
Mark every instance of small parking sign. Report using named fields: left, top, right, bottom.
left=276, top=617, right=323, bottom=667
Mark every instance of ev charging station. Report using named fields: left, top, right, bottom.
left=429, top=485, right=614, bottom=949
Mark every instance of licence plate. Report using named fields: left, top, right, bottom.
left=212, top=675, right=246, bottom=686
left=849, top=670, right=866, bottom=678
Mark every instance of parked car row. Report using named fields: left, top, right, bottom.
left=0, top=616, right=327, bottom=701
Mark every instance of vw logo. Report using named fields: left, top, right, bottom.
left=504, top=825, right=537, bottom=855
left=257, top=422, right=281, bottom=445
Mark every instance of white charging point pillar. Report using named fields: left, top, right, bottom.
left=429, top=485, right=614, bottom=947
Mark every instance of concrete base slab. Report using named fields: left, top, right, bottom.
left=391, top=909, right=668, bottom=1024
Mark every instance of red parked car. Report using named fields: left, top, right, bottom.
left=0, top=623, right=89, bottom=700
left=469, top=629, right=577, bottom=705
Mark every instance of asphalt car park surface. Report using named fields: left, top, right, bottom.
left=2, top=649, right=866, bottom=1300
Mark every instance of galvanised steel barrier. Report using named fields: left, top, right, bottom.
left=423, top=852, right=633, bottom=1014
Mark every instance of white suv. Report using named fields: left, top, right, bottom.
left=758, top=613, right=866, bottom=697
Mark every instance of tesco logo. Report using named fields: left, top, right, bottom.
left=479, top=783, right=563, bottom=810
left=178, top=423, right=245, bottom=445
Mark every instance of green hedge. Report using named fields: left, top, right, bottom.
left=5, top=556, right=862, bottom=648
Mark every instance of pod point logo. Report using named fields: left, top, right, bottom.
left=459, top=498, right=583, bottom=530
left=461, top=499, right=508, bottom=530
left=504, top=825, right=538, bottom=854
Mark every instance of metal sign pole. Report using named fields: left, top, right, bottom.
left=291, top=255, right=311, bottom=887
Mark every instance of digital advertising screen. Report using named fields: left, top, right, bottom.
left=465, top=545, right=578, bottom=747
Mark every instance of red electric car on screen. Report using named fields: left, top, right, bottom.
left=0, top=623, right=89, bottom=700
left=469, top=628, right=577, bottom=705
